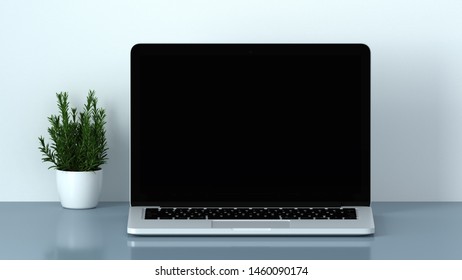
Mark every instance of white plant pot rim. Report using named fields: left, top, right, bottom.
left=57, top=169, right=103, bottom=173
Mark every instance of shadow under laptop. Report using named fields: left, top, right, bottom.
left=127, top=236, right=373, bottom=260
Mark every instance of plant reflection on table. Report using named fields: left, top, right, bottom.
left=47, top=209, right=104, bottom=259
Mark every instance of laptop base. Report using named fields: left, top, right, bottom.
left=127, top=206, right=374, bottom=236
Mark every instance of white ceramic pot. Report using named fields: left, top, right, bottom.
left=56, top=170, right=103, bottom=209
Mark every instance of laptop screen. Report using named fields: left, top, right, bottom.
left=130, top=44, right=370, bottom=207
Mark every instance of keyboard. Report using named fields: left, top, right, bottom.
left=145, top=207, right=357, bottom=220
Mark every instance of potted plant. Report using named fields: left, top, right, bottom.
left=38, top=90, right=109, bottom=209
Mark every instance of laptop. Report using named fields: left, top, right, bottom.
left=127, top=43, right=375, bottom=235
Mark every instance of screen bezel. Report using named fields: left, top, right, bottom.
left=130, top=43, right=371, bottom=207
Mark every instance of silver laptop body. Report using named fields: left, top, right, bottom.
left=128, top=207, right=374, bottom=235
left=127, top=43, right=375, bottom=236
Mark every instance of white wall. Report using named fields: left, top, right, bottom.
left=1, top=0, right=461, bottom=201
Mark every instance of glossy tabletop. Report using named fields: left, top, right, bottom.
left=1, top=202, right=461, bottom=260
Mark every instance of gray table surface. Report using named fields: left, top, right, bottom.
left=1, top=202, right=461, bottom=260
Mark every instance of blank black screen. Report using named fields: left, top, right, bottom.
left=131, top=44, right=370, bottom=207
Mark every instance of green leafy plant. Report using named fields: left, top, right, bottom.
left=38, top=90, right=109, bottom=171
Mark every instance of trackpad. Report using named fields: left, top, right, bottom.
left=212, top=221, right=290, bottom=228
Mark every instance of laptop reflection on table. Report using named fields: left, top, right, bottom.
left=127, top=237, right=372, bottom=259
